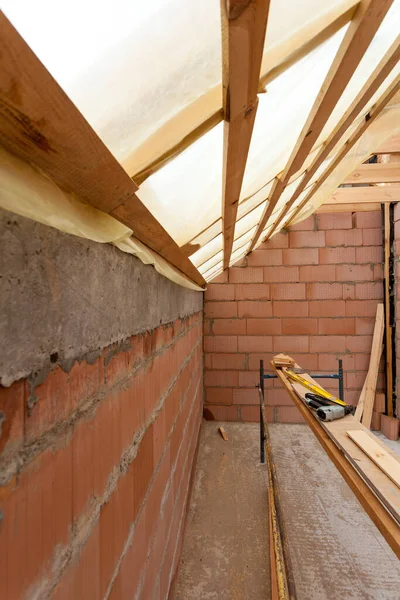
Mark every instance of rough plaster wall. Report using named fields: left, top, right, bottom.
left=0, top=208, right=202, bottom=385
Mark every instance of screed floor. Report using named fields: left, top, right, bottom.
left=173, top=421, right=400, bottom=600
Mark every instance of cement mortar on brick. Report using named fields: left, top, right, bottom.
left=0, top=209, right=203, bottom=385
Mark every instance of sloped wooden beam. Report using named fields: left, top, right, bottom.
left=133, top=1, right=355, bottom=186
left=285, top=77, right=400, bottom=226
left=0, top=13, right=205, bottom=287
left=266, top=35, right=400, bottom=237
left=221, top=0, right=270, bottom=270
left=247, top=0, right=394, bottom=253
left=345, top=162, right=400, bottom=184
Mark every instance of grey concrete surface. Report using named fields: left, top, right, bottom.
left=175, top=422, right=400, bottom=600
left=270, top=424, right=400, bottom=600
left=0, top=209, right=203, bottom=385
left=174, top=422, right=270, bottom=600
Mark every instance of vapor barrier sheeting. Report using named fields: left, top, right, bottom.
left=2, top=0, right=400, bottom=285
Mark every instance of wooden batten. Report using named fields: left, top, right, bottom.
left=221, top=0, right=270, bottom=269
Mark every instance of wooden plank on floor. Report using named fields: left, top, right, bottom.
left=362, top=304, right=385, bottom=429
left=346, top=429, right=400, bottom=489
left=273, top=362, right=400, bottom=558
left=0, top=13, right=205, bottom=287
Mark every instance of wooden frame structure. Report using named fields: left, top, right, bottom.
left=0, top=5, right=399, bottom=284
left=263, top=35, right=400, bottom=236
left=274, top=362, right=400, bottom=559
left=0, top=13, right=206, bottom=288
left=131, top=1, right=358, bottom=186
left=246, top=1, right=396, bottom=252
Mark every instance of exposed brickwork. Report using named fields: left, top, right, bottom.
left=0, top=313, right=203, bottom=599
left=204, top=212, right=384, bottom=423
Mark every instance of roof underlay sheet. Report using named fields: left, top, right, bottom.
left=1, top=0, right=400, bottom=286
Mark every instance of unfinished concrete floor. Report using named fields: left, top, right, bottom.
left=174, top=421, right=400, bottom=600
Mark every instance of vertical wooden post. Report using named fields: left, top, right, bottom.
left=384, top=202, right=394, bottom=416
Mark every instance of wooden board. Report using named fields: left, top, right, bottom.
left=266, top=35, right=400, bottom=237
left=375, top=392, right=386, bottom=413
left=0, top=14, right=205, bottom=288
left=345, top=163, right=400, bottom=184
left=274, top=365, right=400, bottom=558
left=384, top=202, right=394, bottom=417
left=289, top=375, right=400, bottom=524
left=362, top=304, right=384, bottom=428
left=376, top=134, right=400, bottom=154
left=285, top=77, right=400, bottom=228
left=346, top=430, right=400, bottom=489
left=316, top=202, right=382, bottom=213
left=221, top=0, right=270, bottom=269
left=325, top=186, right=400, bottom=204
left=354, top=377, right=367, bottom=421
left=269, top=509, right=279, bottom=600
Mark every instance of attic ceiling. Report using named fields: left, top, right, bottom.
left=1, top=0, right=400, bottom=286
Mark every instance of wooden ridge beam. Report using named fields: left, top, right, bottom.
left=345, top=162, right=400, bottom=184
left=284, top=76, right=400, bottom=227
left=221, top=0, right=270, bottom=270
left=0, top=13, right=205, bottom=288
left=247, top=0, right=395, bottom=253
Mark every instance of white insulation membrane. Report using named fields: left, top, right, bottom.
left=2, top=0, right=400, bottom=285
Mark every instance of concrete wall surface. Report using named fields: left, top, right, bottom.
left=0, top=208, right=202, bottom=386
left=0, top=210, right=204, bottom=599
left=204, top=211, right=385, bottom=423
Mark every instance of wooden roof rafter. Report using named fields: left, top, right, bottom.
left=132, top=1, right=357, bottom=186
left=220, top=0, right=271, bottom=270
left=0, top=12, right=206, bottom=288
left=264, top=33, right=400, bottom=240
left=246, top=0, right=395, bottom=255
left=284, top=77, right=400, bottom=228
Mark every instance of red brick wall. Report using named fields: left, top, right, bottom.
left=0, top=313, right=203, bottom=599
left=204, top=211, right=385, bottom=423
